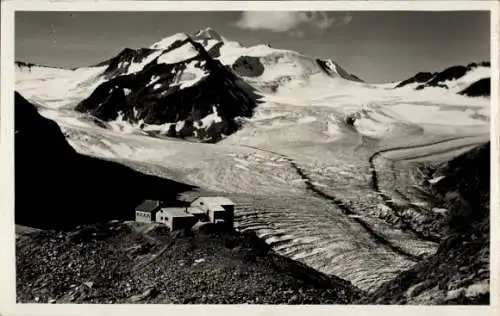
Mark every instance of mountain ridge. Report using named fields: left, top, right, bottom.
left=15, top=27, right=491, bottom=144
left=16, top=27, right=490, bottom=91
left=394, top=61, right=490, bottom=96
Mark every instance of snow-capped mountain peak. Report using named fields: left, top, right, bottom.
left=192, top=27, right=225, bottom=42
left=144, top=28, right=365, bottom=92
left=150, top=27, right=226, bottom=51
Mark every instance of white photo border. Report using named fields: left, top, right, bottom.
left=1, top=1, right=498, bottom=315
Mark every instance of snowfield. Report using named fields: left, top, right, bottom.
left=15, top=64, right=107, bottom=108
left=175, top=60, right=210, bottom=89
left=14, top=29, right=491, bottom=292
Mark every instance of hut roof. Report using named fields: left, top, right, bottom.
left=186, top=206, right=206, bottom=215
left=193, top=196, right=234, bottom=208
left=135, top=200, right=160, bottom=213
left=162, top=207, right=195, bottom=218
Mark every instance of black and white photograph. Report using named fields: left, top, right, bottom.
left=1, top=0, right=498, bottom=312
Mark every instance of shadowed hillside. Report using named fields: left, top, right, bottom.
left=15, top=91, right=197, bottom=229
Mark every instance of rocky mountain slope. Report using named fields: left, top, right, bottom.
left=15, top=91, right=196, bottom=229
left=458, top=77, right=490, bottom=97
left=75, top=35, right=261, bottom=143
left=360, top=142, right=490, bottom=304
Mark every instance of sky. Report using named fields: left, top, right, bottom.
left=15, top=11, right=490, bottom=83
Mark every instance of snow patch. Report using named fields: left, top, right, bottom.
left=127, top=50, right=163, bottom=75
left=176, top=60, right=210, bottom=89
left=428, top=176, right=445, bottom=184
left=157, top=42, right=200, bottom=65
left=199, top=106, right=223, bottom=129
left=148, top=75, right=160, bottom=86
left=175, top=120, right=186, bottom=132
left=143, top=122, right=173, bottom=134
left=107, top=112, right=145, bottom=135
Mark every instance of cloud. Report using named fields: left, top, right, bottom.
left=234, top=11, right=352, bottom=33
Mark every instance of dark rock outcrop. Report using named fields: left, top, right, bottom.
left=15, top=91, right=196, bottom=230
left=232, top=56, right=266, bottom=78
left=416, top=65, right=469, bottom=89
left=459, top=78, right=490, bottom=97
left=98, top=48, right=156, bottom=78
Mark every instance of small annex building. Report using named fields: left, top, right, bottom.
left=134, top=200, right=161, bottom=223
left=156, top=207, right=197, bottom=231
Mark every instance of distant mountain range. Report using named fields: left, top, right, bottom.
left=394, top=61, right=490, bottom=96
left=15, top=28, right=491, bottom=142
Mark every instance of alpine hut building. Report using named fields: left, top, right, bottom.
left=134, top=196, right=235, bottom=231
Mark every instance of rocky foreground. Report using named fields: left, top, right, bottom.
left=16, top=223, right=361, bottom=304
